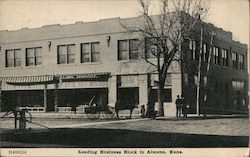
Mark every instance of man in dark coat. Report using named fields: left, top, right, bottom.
left=175, top=95, right=182, bottom=117
left=181, top=95, right=187, bottom=118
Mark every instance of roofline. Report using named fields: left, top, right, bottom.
left=0, top=12, right=247, bottom=46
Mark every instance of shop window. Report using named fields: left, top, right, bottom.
left=151, top=89, right=172, bottom=102
left=58, top=44, right=75, bottom=64
left=6, top=49, right=21, bottom=67
left=232, top=79, right=245, bottom=92
left=81, top=42, right=100, bottom=63
left=26, top=47, right=42, bottom=66
left=118, top=39, right=139, bottom=60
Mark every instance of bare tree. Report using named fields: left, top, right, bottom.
left=121, top=0, right=209, bottom=117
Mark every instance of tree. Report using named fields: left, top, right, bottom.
left=121, top=0, right=209, bottom=117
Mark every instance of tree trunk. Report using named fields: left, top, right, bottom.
left=157, top=84, right=164, bottom=117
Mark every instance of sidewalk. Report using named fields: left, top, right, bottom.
left=0, top=110, right=141, bottom=119
left=1, top=111, right=248, bottom=119
left=156, top=113, right=249, bottom=120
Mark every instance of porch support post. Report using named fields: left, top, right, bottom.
left=54, top=81, right=58, bottom=112
left=0, top=80, right=2, bottom=111
left=108, top=75, right=117, bottom=107
left=139, top=74, right=149, bottom=106
left=44, top=84, right=47, bottom=112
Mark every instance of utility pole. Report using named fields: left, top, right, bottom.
left=0, top=80, right=2, bottom=111
left=206, top=31, right=216, bottom=72
left=196, top=22, right=203, bottom=116
left=203, top=31, right=216, bottom=116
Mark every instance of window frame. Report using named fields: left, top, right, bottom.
left=202, top=43, right=209, bottom=62
left=232, top=52, right=238, bottom=69
left=221, top=48, right=228, bottom=66
left=5, top=49, right=21, bottom=67
left=189, top=39, right=196, bottom=60
left=213, top=46, right=220, bottom=65
left=57, top=44, right=76, bottom=64
left=81, top=42, right=100, bottom=63
left=238, top=54, right=244, bottom=69
left=26, top=47, right=42, bottom=66
left=118, top=39, right=139, bottom=61
left=232, top=79, right=245, bottom=92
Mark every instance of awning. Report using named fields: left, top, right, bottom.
left=59, top=72, right=110, bottom=81
left=0, top=75, right=55, bottom=85
left=0, top=73, right=111, bottom=85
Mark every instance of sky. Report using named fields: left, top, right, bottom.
left=0, top=0, right=249, bottom=46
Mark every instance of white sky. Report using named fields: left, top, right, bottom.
left=0, top=0, right=249, bottom=46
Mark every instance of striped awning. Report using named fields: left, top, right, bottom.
left=0, top=75, right=54, bottom=85
left=59, top=72, right=110, bottom=81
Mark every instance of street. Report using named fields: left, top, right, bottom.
left=0, top=116, right=249, bottom=147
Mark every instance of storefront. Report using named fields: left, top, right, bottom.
left=0, top=73, right=110, bottom=112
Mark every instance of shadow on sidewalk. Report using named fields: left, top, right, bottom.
left=156, top=114, right=249, bottom=121
left=1, top=128, right=248, bottom=148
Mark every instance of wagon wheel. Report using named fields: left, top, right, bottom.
left=102, top=106, right=116, bottom=119
left=85, top=106, right=100, bottom=120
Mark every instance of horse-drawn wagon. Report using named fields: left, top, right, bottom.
left=84, top=96, right=138, bottom=119
left=84, top=96, right=115, bottom=119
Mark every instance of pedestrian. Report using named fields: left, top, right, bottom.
left=175, top=95, right=182, bottom=118
left=13, top=106, right=20, bottom=130
left=19, top=109, right=26, bottom=130
left=71, top=104, right=77, bottom=114
left=140, top=105, right=145, bottom=118
left=181, top=95, right=187, bottom=118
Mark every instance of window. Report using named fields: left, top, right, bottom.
left=91, top=43, right=100, bottom=62
left=213, top=46, right=220, bottom=65
left=118, top=39, right=139, bottom=60
left=203, top=43, right=209, bottom=62
left=232, top=52, right=238, bottom=68
left=232, top=80, right=245, bottom=92
left=221, top=49, right=228, bottom=66
left=239, top=54, right=244, bottom=69
left=6, top=49, right=21, bottom=67
left=57, top=44, right=75, bottom=64
left=145, top=38, right=158, bottom=58
left=26, top=47, right=42, bottom=66
left=189, top=39, right=196, bottom=60
left=151, top=89, right=172, bottom=102
left=81, top=42, right=100, bottom=63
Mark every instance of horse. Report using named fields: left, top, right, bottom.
left=114, top=99, right=138, bottom=119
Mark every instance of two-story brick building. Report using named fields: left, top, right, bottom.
left=0, top=14, right=248, bottom=116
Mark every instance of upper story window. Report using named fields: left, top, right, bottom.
left=221, top=49, right=228, bottom=66
left=118, top=39, right=139, bottom=60
left=213, top=46, right=220, bottom=65
left=26, top=47, right=42, bottom=66
left=189, top=39, right=196, bottom=60
left=145, top=38, right=160, bottom=59
left=57, top=44, right=75, bottom=64
left=232, top=52, right=238, bottom=69
left=81, top=42, right=100, bottom=63
left=202, top=43, right=208, bottom=62
left=239, top=54, right=244, bottom=69
left=5, top=49, right=21, bottom=67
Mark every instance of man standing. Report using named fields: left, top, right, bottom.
left=175, top=95, right=182, bottom=117
left=181, top=95, right=187, bottom=118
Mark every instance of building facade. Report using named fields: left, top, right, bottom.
left=0, top=15, right=248, bottom=115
